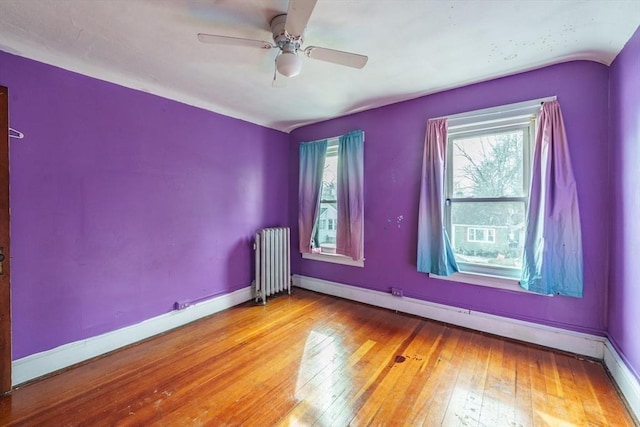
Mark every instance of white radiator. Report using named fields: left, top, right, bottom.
left=254, top=227, right=291, bottom=304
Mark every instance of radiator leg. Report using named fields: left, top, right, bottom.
left=252, top=280, right=258, bottom=303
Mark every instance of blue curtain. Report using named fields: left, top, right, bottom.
left=520, top=101, right=583, bottom=297
left=336, top=130, right=364, bottom=261
left=417, top=119, right=459, bottom=276
left=298, top=139, right=328, bottom=254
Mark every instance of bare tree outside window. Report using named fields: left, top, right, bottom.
left=448, top=128, right=531, bottom=276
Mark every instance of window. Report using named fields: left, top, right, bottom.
left=446, top=114, right=534, bottom=279
left=300, top=130, right=364, bottom=268
left=467, top=227, right=496, bottom=243
left=314, top=140, right=338, bottom=253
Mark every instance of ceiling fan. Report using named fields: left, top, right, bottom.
left=197, top=0, right=368, bottom=81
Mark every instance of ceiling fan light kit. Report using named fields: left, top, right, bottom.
left=197, top=0, right=367, bottom=82
left=271, top=14, right=303, bottom=77
left=275, top=52, right=302, bottom=77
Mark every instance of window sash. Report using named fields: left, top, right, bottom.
left=456, top=262, right=521, bottom=279
left=447, top=123, right=533, bottom=198
left=315, top=139, right=339, bottom=254
left=449, top=196, right=528, bottom=203
left=467, top=227, right=497, bottom=243
left=445, top=121, right=533, bottom=279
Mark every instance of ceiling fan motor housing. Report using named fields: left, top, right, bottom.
left=271, top=13, right=303, bottom=77
left=197, top=2, right=367, bottom=80
left=271, top=14, right=302, bottom=53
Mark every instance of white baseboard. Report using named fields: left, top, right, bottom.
left=11, top=276, right=639, bottom=422
left=12, top=286, right=253, bottom=387
left=603, top=340, right=640, bottom=421
left=293, top=275, right=604, bottom=358
left=293, top=274, right=640, bottom=421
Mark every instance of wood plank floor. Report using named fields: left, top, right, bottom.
left=0, top=289, right=635, bottom=426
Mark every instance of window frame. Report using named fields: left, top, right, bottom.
left=303, top=136, right=364, bottom=268
left=467, top=227, right=496, bottom=243
left=445, top=113, right=536, bottom=281
left=314, top=139, right=338, bottom=254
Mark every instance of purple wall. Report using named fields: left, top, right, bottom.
left=1, top=35, right=636, bottom=376
left=0, top=51, right=290, bottom=359
left=609, top=26, right=640, bottom=381
left=290, top=61, right=610, bottom=336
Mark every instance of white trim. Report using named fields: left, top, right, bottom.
left=302, top=252, right=364, bottom=267
left=293, top=275, right=603, bottom=358
left=440, top=96, right=556, bottom=128
left=12, top=286, right=253, bottom=387
left=430, top=272, right=533, bottom=294
left=9, top=276, right=639, bottom=421
left=604, top=340, right=640, bottom=421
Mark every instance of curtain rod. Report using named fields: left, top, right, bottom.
left=433, top=96, right=557, bottom=122
left=300, top=130, right=365, bottom=145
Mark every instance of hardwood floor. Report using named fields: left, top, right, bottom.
left=0, top=289, right=635, bottom=426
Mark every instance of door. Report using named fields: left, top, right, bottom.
left=0, top=86, right=11, bottom=394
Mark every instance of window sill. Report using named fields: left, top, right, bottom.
left=429, top=271, right=535, bottom=294
left=302, top=252, right=364, bottom=268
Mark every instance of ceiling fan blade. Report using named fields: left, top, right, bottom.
left=284, top=0, right=318, bottom=38
left=272, top=67, right=288, bottom=88
left=304, top=46, right=368, bottom=69
left=197, top=33, right=274, bottom=50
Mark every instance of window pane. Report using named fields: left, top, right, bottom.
left=321, top=154, right=338, bottom=202
left=317, top=202, right=337, bottom=250
left=316, top=151, right=338, bottom=252
left=451, top=130, right=524, bottom=198
left=450, top=201, right=525, bottom=270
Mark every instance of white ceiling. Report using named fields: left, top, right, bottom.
left=1, top=0, right=639, bottom=133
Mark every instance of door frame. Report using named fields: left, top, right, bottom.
left=0, top=85, right=11, bottom=394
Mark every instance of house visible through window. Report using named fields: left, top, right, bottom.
left=446, top=114, right=534, bottom=279
left=314, top=140, right=338, bottom=253
left=466, top=227, right=496, bottom=243
left=300, top=130, right=364, bottom=267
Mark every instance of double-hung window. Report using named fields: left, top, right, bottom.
left=314, top=140, right=339, bottom=254
left=300, top=130, right=365, bottom=267
left=446, top=110, right=535, bottom=280
left=422, top=97, right=581, bottom=295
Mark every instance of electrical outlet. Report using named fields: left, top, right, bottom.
left=391, top=287, right=403, bottom=297
left=174, top=300, right=190, bottom=310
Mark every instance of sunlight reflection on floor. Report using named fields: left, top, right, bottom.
left=290, top=330, right=346, bottom=423
left=537, top=412, right=579, bottom=427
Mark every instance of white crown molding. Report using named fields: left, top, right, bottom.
left=12, top=286, right=253, bottom=386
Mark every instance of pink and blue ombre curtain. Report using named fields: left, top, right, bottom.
left=298, top=139, right=328, bottom=254
left=336, top=130, right=364, bottom=261
left=520, top=101, right=583, bottom=297
left=417, top=119, right=459, bottom=276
